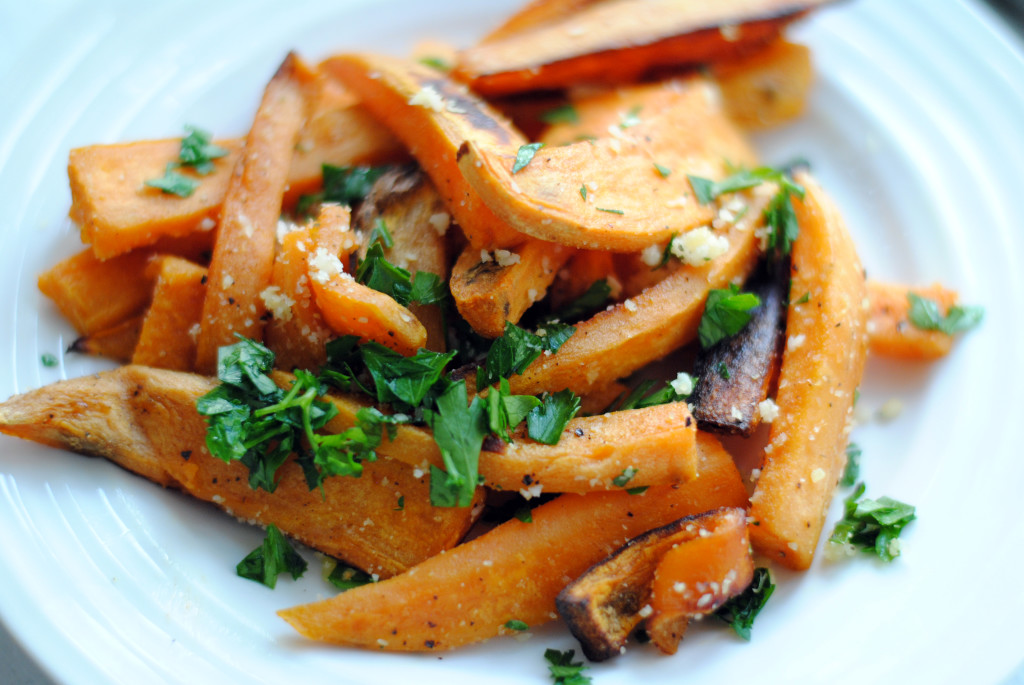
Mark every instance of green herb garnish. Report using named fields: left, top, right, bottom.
left=544, top=648, right=591, bottom=685
left=296, top=164, right=390, bottom=216
left=178, top=125, right=228, bottom=175
left=236, top=524, right=307, bottom=588
left=907, top=293, right=984, bottom=335
left=714, top=567, right=774, bottom=640
left=367, top=218, right=394, bottom=249
left=326, top=560, right=374, bottom=591
left=840, top=442, right=862, bottom=487
left=595, top=207, right=624, bottom=215
left=653, top=162, right=672, bottom=178
left=540, top=104, right=579, bottom=125
left=426, top=380, right=488, bottom=507
left=505, top=619, right=529, bottom=632
left=145, top=162, right=200, bottom=197
left=827, top=483, right=915, bottom=561
left=356, top=242, right=448, bottom=307
left=579, top=184, right=588, bottom=201
left=526, top=389, right=581, bottom=444
left=512, top=142, right=545, bottom=173
left=418, top=56, right=452, bottom=72
left=487, top=378, right=542, bottom=443
left=619, top=105, right=643, bottom=129
left=698, top=284, right=761, bottom=349
left=612, top=466, right=638, bottom=488
left=40, top=353, right=58, bottom=368
left=477, top=321, right=574, bottom=390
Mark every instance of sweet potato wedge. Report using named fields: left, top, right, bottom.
left=713, top=39, right=814, bottom=130
left=67, top=316, right=144, bottom=362
left=866, top=280, right=961, bottom=360
left=452, top=0, right=831, bottom=96
left=353, top=165, right=450, bottom=351
left=690, top=262, right=787, bottom=436
left=132, top=256, right=208, bottom=371
left=507, top=219, right=761, bottom=398
left=646, top=507, right=754, bottom=654
left=0, top=366, right=481, bottom=577
left=479, top=0, right=603, bottom=44
left=321, top=53, right=525, bottom=249
left=747, top=173, right=868, bottom=570
left=196, top=53, right=313, bottom=373
left=457, top=78, right=758, bottom=251
left=68, top=76, right=403, bottom=260
left=277, top=432, right=747, bottom=650
left=450, top=240, right=573, bottom=338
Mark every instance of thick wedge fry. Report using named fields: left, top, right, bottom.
left=196, top=53, right=312, bottom=373
left=866, top=280, right=961, bottom=360
left=450, top=240, right=573, bottom=338
left=68, top=76, right=403, bottom=260
left=322, top=54, right=526, bottom=249
left=747, top=173, right=868, bottom=570
left=0, top=366, right=480, bottom=577
left=132, top=256, right=208, bottom=371
left=277, top=432, right=747, bottom=650
left=453, top=0, right=830, bottom=96
left=457, top=78, right=758, bottom=251
left=713, top=39, right=813, bottom=130
left=507, top=219, right=761, bottom=397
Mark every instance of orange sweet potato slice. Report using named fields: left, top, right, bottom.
left=479, top=0, right=603, bottom=44
left=277, top=432, right=747, bottom=650
left=67, top=316, right=144, bottom=362
left=132, top=256, right=208, bottom=371
left=865, top=280, right=962, bottom=360
left=195, top=53, right=313, bottom=373
left=747, top=172, right=868, bottom=570
left=457, top=77, right=758, bottom=251
left=453, top=0, right=830, bottom=96
left=713, top=39, right=814, bottom=130
left=320, top=53, right=526, bottom=249
left=0, top=366, right=481, bottom=577
left=645, top=507, right=754, bottom=654
left=450, top=240, right=574, bottom=338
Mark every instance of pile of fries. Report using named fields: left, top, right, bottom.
left=0, top=0, right=980, bottom=664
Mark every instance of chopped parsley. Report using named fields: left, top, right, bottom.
left=907, top=293, right=984, bottom=335
left=504, top=619, right=529, bottom=632
left=619, top=105, right=643, bottom=129
left=356, top=242, right=448, bottom=307
left=145, top=125, right=227, bottom=197
left=236, top=524, right=307, bottom=589
left=477, top=321, right=575, bottom=390
left=579, top=184, right=588, bottom=201
left=426, top=380, right=488, bottom=508
left=714, top=567, right=774, bottom=640
left=366, top=218, right=394, bottom=249
left=625, top=486, right=649, bottom=495
left=827, top=483, right=915, bottom=561
left=540, top=104, right=579, bottom=125
left=526, top=389, right=582, bottom=444
left=326, top=560, right=375, bottom=591
left=40, top=353, right=58, bottom=367
left=514, top=504, right=534, bottom=523
left=794, top=291, right=811, bottom=305
left=716, top=361, right=731, bottom=380
left=698, top=284, right=761, bottom=349
left=595, top=207, right=624, bottom=215
left=394, top=495, right=405, bottom=511
left=653, top=162, right=672, bottom=178
left=544, top=648, right=592, bottom=685
left=512, top=142, right=545, bottom=173
left=612, top=466, right=638, bottom=487
left=840, top=442, right=862, bottom=487
left=549, top=279, right=611, bottom=324
left=418, top=56, right=452, bottom=72
left=145, top=162, right=200, bottom=197
left=614, top=375, right=691, bottom=411
left=296, top=164, right=390, bottom=216
left=487, top=378, right=542, bottom=443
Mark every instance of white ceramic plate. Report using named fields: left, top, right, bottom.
left=2, top=1, right=1023, bottom=683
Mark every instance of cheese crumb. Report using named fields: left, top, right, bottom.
left=428, top=212, right=450, bottom=235
left=408, top=85, right=444, bottom=112
left=720, top=24, right=741, bottom=41
left=669, top=372, right=694, bottom=396
left=198, top=217, right=216, bottom=231
left=519, top=483, right=544, bottom=500
left=758, top=398, right=779, bottom=423
left=877, top=397, right=904, bottom=421
left=638, top=604, right=653, bottom=618
left=810, top=467, right=826, bottom=483
left=238, top=213, right=254, bottom=238
left=494, top=249, right=521, bottom=266
left=640, top=244, right=663, bottom=267
left=670, top=226, right=729, bottom=266
left=309, top=247, right=345, bottom=284
left=221, top=274, right=234, bottom=289
left=787, top=333, right=806, bottom=351
left=479, top=249, right=492, bottom=263
left=623, top=298, right=637, bottom=312
left=730, top=405, right=743, bottom=421
left=260, top=286, right=295, bottom=322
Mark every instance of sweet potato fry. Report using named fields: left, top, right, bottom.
left=747, top=173, right=868, bottom=570
left=507, top=219, right=761, bottom=398
left=457, top=78, right=758, bottom=251
left=690, top=263, right=787, bottom=436
left=646, top=507, right=754, bottom=654
left=320, top=53, right=525, bottom=249
left=548, top=249, right=618, bottom=311
left=478, top=0, right=603, bottom=43
left=450, top=240, right=573, bottom=338
left=67, top=316, right=144, bottom=362
left=0, top=366, right=480, bottom=577
left=38, top=248, right=156, bottom=336
left=196, top=53, right=313, bottom=373
left=131, top=256, right=208, bottom=371
left=713, top=39, right=814, bottom=130
left=557, top=506, right=750, bottom=660
left=354, top=165, right=450, bottom=351
left=452, top=0, right=830, bottom=96
left=68, top=77, right=403, bottom=260
left=865, top=280, right=961, bottom=360
left=277, top=432, right=747, bottom=650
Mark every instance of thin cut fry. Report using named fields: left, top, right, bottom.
left=132, top=256, right=207, bottom=371
left=277, top=432, right=747, bottom=651
left=747, top=172, right=868, bottom=570
left=196, top=53, right=313, bottom=373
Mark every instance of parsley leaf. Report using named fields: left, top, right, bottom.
left=714, top=567, right=774, bottom=640
left=326, top=560, right=375, bottom=591
left=595, top=207, right=624, bottom=215
left=356, top=242, right=448, bottom=306
left=425, top=380, right=488, bottom=507
left=907, top=293, right=984, bottom=335
left=654, top=162, right=672, bottom=178
left=619, top=105, right=643, bottom=129
left=236, top=524, right=307, bottom=589
left=145, top=162, right=200, bottom=197
left=612, top=466, right=638, bottom=487
left=764, top=186, right=801, bottom=257
left=540, top=104, right=579, bottom=125
left=178, top=125, right=228, bottom=175
left=544, top=648, right=591, bottom=685
left=505, top=619, right=529, bottom=632
left=40, top=353, right=58, bottom=367
left=366, top=218, right=394, bottom=249
left=827, top=483, right=916, bottom=561
left=418, top=56, right=452, bottom=72
left=698, top=284, right=761, bottom=349
left=512, top=142, right=545, bottom=173
left=579, top=184, right=588, bottom=201
left=526, top=389, right=581, bottom=444
left=297, top=164, right=390, bottom=216
left=549, top=279, right=611, bottom=323
left=840, top=442, right=862, bottom=487
left=487, top=378, right=542, bottom=442
left=360, top=343, right=456, bottom=412
left=477, top=321, right=575, bottom=390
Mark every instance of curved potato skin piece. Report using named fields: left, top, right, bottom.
left=277, top=433, right=747, bottom=651
left=747, top=172, right=868, bottom=570
left=0, top=366, right=480, bottom=577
